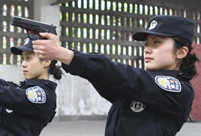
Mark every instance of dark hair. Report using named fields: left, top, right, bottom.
left=48, top=60, right=62, bottom=80
left=173, top=37, right=200, bottom=77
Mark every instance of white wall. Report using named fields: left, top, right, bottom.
left=0, top=65, right=24, bottom=83
left=34, top=0, right=60, bottom=35
left=50, top=70, right=111, bottom=116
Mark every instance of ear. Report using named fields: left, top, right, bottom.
left=42, top=60, right=51, bottom=68
left=176, top=46, right=189, bottom=59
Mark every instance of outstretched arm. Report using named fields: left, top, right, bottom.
left=32, top=33, right=194, bottom=119
left=0, top=78, right=18, bottom=87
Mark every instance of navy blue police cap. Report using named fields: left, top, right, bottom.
left=11, top=38, right=34, bottom=55
left=132, top=15, right=195, bottom=44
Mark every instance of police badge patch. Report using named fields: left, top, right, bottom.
left=26, top=86, right=46, bottom=104
left=155, top=76, right=181, bottom=92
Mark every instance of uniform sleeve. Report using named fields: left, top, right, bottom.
left=0, top=85, right=54, bottom=116
left=0, top=78, right=18, bottom=87
left=62, top=51, right=127, bottom=102
left=62, top=51, right=194, bottom=117
left=62, top=51, right=149, bottom=100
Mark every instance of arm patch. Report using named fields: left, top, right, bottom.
left=26, top=86, right=46, bottom=104
left=155, top=76, right=181, bottom=92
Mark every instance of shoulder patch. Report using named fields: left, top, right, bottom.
left=26, top=86, right=46, bottom=104
left=155, top=76, right=181, bottom=92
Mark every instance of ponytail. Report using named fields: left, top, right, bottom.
left=173, top=37, right=200, bottom=77
left=49, top=60, right=62, bottom=80
left=180, top=52, right=199, bottom=77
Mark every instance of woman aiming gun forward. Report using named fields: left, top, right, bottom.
left=33, top=15, right=199, bottom=136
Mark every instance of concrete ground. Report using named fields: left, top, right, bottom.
left=40, top=120, right=201, bottom=136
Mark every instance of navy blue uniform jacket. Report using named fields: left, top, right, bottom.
left=0, top=79, right=57, bottom=136
left=62, top=51, right=194, bottom=136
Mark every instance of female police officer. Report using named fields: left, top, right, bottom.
left=0, top=38, right=62, bottom=136
left=33, top=15, right=199, bottom=136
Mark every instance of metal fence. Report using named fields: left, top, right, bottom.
left=0, top=0, right=34, bottom=65
left=60, top=0, right=201, bottom=68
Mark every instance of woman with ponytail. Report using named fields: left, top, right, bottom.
left=0, top=38, right=62, bottom=136
left=173, top=37, right=200, bottom=77
left=33, top=15, right=199, bottom=136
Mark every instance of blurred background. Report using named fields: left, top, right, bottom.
left=0, top=0, right=201, bottom=135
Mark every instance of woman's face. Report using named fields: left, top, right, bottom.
left=22, top=51, right=49, bottom=80
left=144, top=34, right=179, bottom=71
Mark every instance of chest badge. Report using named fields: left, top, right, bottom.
left=130, top=100, right=146, bottom=113
left=26, top=86, right=46, bottom=104
left=155, top=76, right=181, bottom=92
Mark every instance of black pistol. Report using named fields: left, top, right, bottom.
left=11, top=16, right=57, bottom=40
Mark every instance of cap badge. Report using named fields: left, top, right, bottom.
left=149, top=20, right=157, bottom=30
left=24, top=38, right=30, bottom=45
left=155, top=76, right=181, bottom=92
